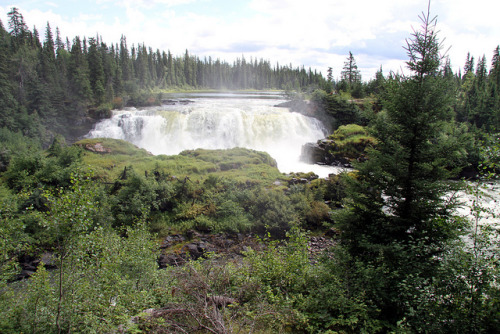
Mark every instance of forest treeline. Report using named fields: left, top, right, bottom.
left=332, top=45, right=500, bottom=133
left=2, top=7, right=500, bottom=146
left=0, top=8, right=326, bottom=143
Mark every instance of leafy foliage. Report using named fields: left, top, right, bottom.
left=0, top=174, right=161, bottom=334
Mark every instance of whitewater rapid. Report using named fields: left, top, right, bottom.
left=87, top=93, right=342, bottom=177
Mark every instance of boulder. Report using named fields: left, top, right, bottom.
left=301, top=140, right=356, bottom=168
left=182, top=243, right=202, bottom=260
left=274, top=99, right=310, bottom=114
left=300, top=142, right=333, bottom=164
left=40, top=252, right=57, bottom=269
left=82, top=142, right=112, bottom=154
left=158, top=253, right=186, bottom=267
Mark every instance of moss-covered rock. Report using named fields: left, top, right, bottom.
left=301, top=124, right=376, bottom=167
left=326, top=124, right=376, bottom=160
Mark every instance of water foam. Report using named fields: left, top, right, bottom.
left=87, top=95, right=341, bottom=177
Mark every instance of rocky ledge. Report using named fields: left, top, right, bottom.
left=157, top=232, right=259, bottom=268
left=161, top=99, right=195, bottom=105
left=300, top=140, right=354, bottom=168
left=158, top=230, right=337, bottom=268
left=79, top=142, right=112, bottom=154
left=14, top=231, right=337, bottom=280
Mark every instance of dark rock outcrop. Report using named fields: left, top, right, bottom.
left=300, top=141, right=333, bottom=165
left=80, top=142, right=112, bottom=154
left=274, top=99, right=310, bottom=114
left=161, top=99, right=195, bottom=105
left=157, top=232, right=258, bottom=268
left=275, top=99, right=334, bottom=132
left=14, top=252, right=57, bottom=281
left=300, top=140, right=353, bottom=168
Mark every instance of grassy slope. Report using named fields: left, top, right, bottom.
left=75, top=138, right=288, bottom=186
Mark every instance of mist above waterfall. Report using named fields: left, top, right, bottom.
left=87, top=92, right=342, bottom=177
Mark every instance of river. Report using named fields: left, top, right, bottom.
left=87, top=91, right=342, bottom=177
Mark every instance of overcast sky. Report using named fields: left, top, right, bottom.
left=1, top=0, right=498, bottom=81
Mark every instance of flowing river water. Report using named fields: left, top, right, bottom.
left=86, top=91, right=499, bottom=227
left=87, top=91, right=342, bottom=177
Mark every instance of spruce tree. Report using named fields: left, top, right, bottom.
left=68, top=36, right=92, bottom=101
left=0, top=21, right=20, bottom=130
left=472, top=55, right=489, bottom=128
left=87, top=37, right=105, bottom=104
left=7, top=7, right=28, bottom=49
left=464, top=52, right=475, bottom=78
left=337, top=7, right=463, bottom=325
left=340, top=51, right=361, bottom=87
left=40, top=23, right=57, bottom=88
left=486, top=46, right=500, bottom=130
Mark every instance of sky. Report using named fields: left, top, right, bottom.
left=0, top=0, right=499, bottom=81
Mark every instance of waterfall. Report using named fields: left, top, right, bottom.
left=87, top=94, right=341, bottom=177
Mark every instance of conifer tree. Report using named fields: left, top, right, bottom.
left=87, top=37, right=105, bottom=104
left=40, top=23, right=57, bottom=86
left=340, top=51, right=361, bottom=87
left=464, top=52, right=475, bottom=77
left=472, top=55, right=489, bottom=128
left=7, top=7, right=28, bottom=48
left=68, top=36, right=92, bottom=100
left=0, top=21, right=20, bottom=130
left=486, top=46, right=500, bottom=129
left=54, top=27, right=64, bottom=51
left=337, top=7, right=463, bottom=325
left=119, top=35, right=132, bottom=83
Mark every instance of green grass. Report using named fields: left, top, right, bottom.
left=329, top=124, right=366, bottom=139
left=76, top=138, right=152, bottom=156
left=75, top=138, right=287, bottom=186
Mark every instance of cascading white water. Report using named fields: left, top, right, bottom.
left=87, top=93, right=342, bottom=177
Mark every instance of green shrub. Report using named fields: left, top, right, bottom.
left=249, top=188, right=297, bottom=237
left=110, top=168, right=158, bottom=227
left=310, top=91, right=364, bottom=127
left=0, top=128, right=41, bottom=172
left=0, top=176, right=160, bottom=333
left=296, top=246, right=383, bottom=333
left=235, top=228, right=312, bottom=331
left=325, top=124, right=376, bottom=161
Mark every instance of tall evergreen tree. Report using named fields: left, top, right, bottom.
left=471, top=55, right=489, bottom=128
left=7, top=7, right=28, bottom=44
left=367, top=66, right=385, bottom=95
left=87, top=37, right=105, bottom=104
left=40, top=23, right=57, bottom=85
left=68, top=36, right=91, bottom=101
left=337, top=8, right=463, bottom=326
left=184, top=49, right=192, bottom=86
left=464, top=52, right=475, bottom=80
left=340, top=51, right=361, bottom=87
left=55, top=27, right=64, bottom=50
left=119, top=35, right=132, bottom=83
left=0, top=20, right=21, bottom=130
left=486, top=46, right=500, bottom=129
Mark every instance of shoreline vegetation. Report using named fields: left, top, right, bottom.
left=1, top=6, right=500, bottom=333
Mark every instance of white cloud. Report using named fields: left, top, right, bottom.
left=1, top=0, right=498, bottom=79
